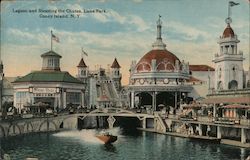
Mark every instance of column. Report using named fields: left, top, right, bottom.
left=241, top=128, right=246, bottom=143
left=63, top=90, right=67, bottom=108
left=142, top=118, right=146, bottom=129
left=174, top=92, right=177, bottom=109
left=58, top=93, right=61, bottom=108
left=81, top=91, right=84, bottom=107
left=54, top=95, right=57, bottom=111
left=198, top=124, right=203, bottom=136
left=217, top=126, right=222, bottom=139
left=213, top=104, right=216, bottom=118
left=131, top=91, right=134, bottom=108
left=229, top=46, right=232, bottom=54
left=152, top=92, right=156, bottom=111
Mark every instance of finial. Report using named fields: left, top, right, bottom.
left=226, top=1, right=239, bottom=25
left=225, top=17, right=232, bottom=25
left=157, top=15, right=162, bottom=26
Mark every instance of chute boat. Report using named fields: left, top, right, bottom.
left=96, top=132, right=117, bottom=144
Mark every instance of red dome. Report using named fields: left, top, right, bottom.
left=222, top=24, right=235, bottom=38
left=136, top=49, right=180, bottom=72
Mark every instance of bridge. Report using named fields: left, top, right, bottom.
left=0, top=107, right=167, bottom=138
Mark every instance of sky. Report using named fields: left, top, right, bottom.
left=1, top=0, right=249, bottom=85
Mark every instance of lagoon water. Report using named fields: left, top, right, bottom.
left=1, top=128, right=250, bottom=160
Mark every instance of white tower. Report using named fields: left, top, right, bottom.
left=213, top=18, right=244, bottom=90
left=111, top=58, right=121, bottom=91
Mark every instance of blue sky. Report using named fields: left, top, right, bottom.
left=1, top=0, right=249, bottom=84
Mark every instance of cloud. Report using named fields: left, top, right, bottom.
left=90, top=9, right=149, bottom=32
left=167, top=21, right=212, bottom=41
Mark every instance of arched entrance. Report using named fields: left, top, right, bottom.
left=136, top=92, right=152, bottom=108
left=156, top=92, right=177, bottom=111
left=228, top=80, right=238, bottom=90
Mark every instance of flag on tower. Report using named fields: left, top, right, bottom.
left=229, top=1, right=239, bottom=6
left=82, top=47, right=88, bottom=56
left=52, top=33, right=60, bottom=43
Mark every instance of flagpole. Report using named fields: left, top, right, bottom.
left=51, top=30, right=52, bottom=51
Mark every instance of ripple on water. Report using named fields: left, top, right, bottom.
left=1, top=129, right=250, bottom=160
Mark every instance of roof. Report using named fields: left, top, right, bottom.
left=189, top=65, right=215, bottom=71
left=98, top=95, right=110, bottom=101
left=222, top=24, right=235, bottom=38
left=41, top=50, right=62, bottom=58
left=111, top=58, right=121, bottom=68
left=13, top=71, right=82, bottom=84
left=77, top=58, right=87, bottom=68
left=202, top=96, right=250, bottom=104
left=136, top=49, right=180, bottom=72
left=222, top=104, right=250, bottom=109
left=187, top=76, right=203, bottom=83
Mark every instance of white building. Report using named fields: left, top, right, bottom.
left=128, top=16, right=192, bottom=111
left=12, top=50, right=85, bottom=112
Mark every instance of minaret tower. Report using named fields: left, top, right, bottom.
left=213, top=3, right=244, bottom=90
left=111, top=58, right=121, bottom=91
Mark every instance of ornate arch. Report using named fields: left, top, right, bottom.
left=7, top=123, right=21, bottom=136
left=38, top=120, right=58, bottom=131
left=156, top=60, right=175, bottom=71
left=136, top=62, right=151, bottom=72
left=79, top=107, right=144, bottom=120
left=23, top=122, right=34, bottom=133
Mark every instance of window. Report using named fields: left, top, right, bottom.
left=66, top=92, right=81, bottom=104
left=217, top=81, right=223, bottom=90
left=218, top=68, right=222, bottom=78
left=228, top=80, right=238, bottom=90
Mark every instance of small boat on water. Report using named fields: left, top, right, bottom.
left=96, top=132, right=117, bottom=144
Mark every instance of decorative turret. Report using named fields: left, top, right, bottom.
left=41, top=50, right=61, bottom=71
left=152, top=15, right=166, bottom=50
left=77, top=58, right=88, bottom=79
left=111, top=58, right=121, bottom=91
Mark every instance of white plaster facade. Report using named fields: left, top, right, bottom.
left=213, top=23, right=244, bottom=90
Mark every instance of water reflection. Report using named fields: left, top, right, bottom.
left=1, top=130, right=250, bottom=160
left=102, top=144, right=117, bottom=153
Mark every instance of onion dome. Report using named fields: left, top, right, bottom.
left=222, top=24, right=235, bottom=38
left=136, top=16, right=181, bottom=72
left=111, top=58, right=121, bottom=68
left=77, top=58, right=87, bottom=68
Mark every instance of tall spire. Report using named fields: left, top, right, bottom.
left=152, top=15, right=166, bottom=50
left=157, top=15, right=162, bottom=40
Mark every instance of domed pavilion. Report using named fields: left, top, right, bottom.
left=128, top=16, right=192, bottom=111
